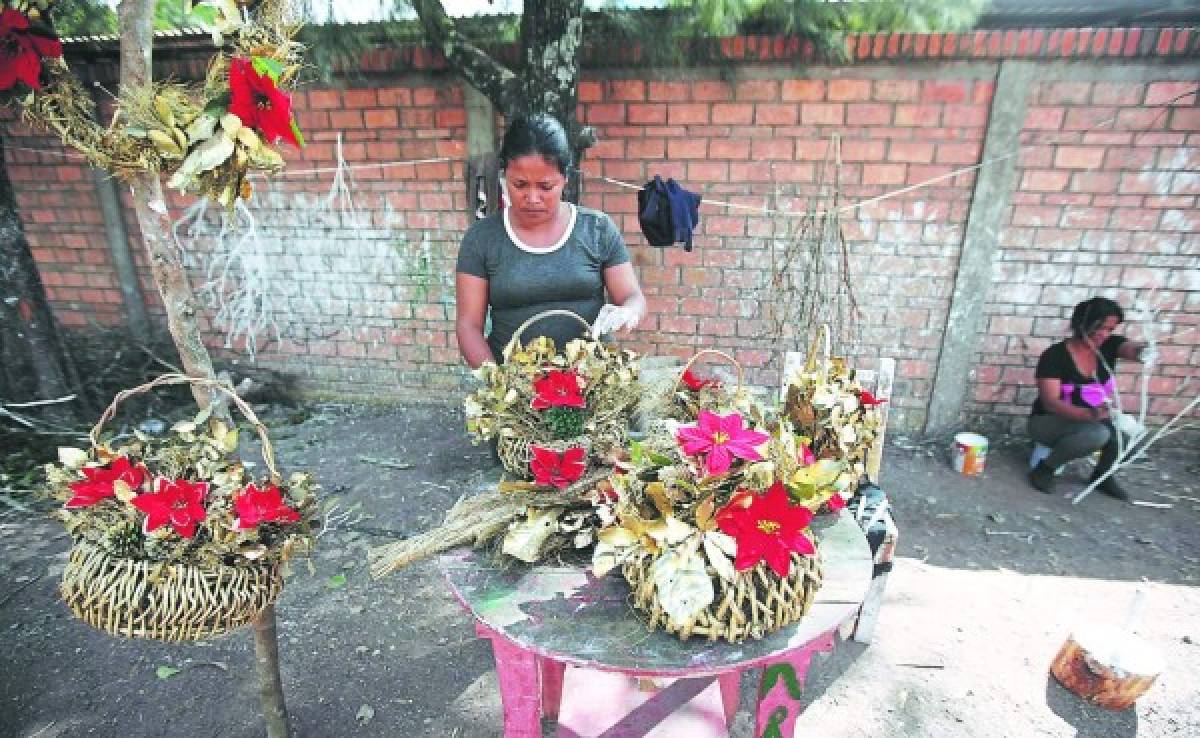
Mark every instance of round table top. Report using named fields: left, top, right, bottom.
left=440, top=508, right=874, bottom=678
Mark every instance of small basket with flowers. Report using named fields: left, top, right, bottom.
left=591, top=351, right=851, bottom=642
left=45, top=374, right=318, bottom=642
left=782, top=326, right=887, bottom=494
left=464, top=309, right=640, bottom=481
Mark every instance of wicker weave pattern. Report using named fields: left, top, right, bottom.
left=622, top=547, right=823, bottom=643
left=61, top=540, right=282, bottom=642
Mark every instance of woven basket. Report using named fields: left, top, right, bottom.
left=60, top=374, right=286, bottom=642
left=644, top=349, right=748, bottom=440
left=622, top=545, right=823, bottom=643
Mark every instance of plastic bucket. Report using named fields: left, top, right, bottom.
left=953, top=432, right=988, bottom=476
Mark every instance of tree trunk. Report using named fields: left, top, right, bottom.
left=117, top=0, right=220, bottom=411
left=410, top=0, right=592, bottom=202
left=0, top=135, right=88, bottom=425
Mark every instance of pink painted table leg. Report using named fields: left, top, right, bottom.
left=478, top=623, right=544, bottom=738
left=754, top=631, right=836, bottom=738
left=717, top=670, right=741, bottom=726
left=540, top=657, right=567, bottom=721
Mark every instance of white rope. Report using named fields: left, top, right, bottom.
left=598, top=153, right=1016, bottom=219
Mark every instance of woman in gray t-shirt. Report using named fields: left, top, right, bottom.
left=455, top=114, right=646, bottom=367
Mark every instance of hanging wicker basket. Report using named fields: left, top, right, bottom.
left=622, top=546, right=823, bottom=643
left=59, top=374, right=289, bottom=642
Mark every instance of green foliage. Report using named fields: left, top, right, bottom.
left=675, top=0, right=986, bottom=36
left=545, top=406, right=586, bottom=441
left=50, top=0, right=207, bottom=36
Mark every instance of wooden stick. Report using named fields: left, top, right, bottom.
left=253, top=605, right=291, bottom=738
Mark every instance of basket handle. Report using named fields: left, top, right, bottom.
left=89, top=373, right=281, bottom=483
left=675, top=349, right=744, bottom=394
left=504, top=309, right=593, bottom=356
left=803, top=324, right=832, bottom=381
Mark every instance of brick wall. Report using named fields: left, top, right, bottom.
left=972, top=78, right=1200, bottom=433
left=6, top=27, right=1198, bottom=435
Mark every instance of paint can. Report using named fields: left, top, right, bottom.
left=953, top=432, right=988, bottom=476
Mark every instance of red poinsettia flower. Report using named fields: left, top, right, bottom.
left=676, top=409, right=769, bottom=476
left=0, top=9, right=62, bottom=92
left=65, top=456, right=148, bottom=509
left=859, top=390, right=887, bottom=407
left=531, top=370, right=586, bottom=410
left=823, top=491, right=847, bottom=513
left=797, top=442, right=816, bottom=467
left=716, top=481, right=815, bottom=577
left=131, top=477, right=209, bottom=539
left=234, top=482, right=301, bottom=530
left=530, top=445, right=586, bottom=489
left=228, top=56, right=300, bottom=147
left=680, top=369, right=719, bottom=392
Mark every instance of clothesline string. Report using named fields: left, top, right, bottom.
left=598, top=153, right=1014, bottom=218
left=8, top=143, right=1011, bottom=216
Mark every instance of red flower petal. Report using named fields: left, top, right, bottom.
left=859, top=390, right=887, bottom=407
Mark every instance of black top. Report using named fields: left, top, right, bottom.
left=456, top=205, right=630, bottom=361
left=1031, top=335, right=1126, bottom=415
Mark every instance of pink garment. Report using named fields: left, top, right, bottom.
left=1060, top=378, right=1115, bottom=408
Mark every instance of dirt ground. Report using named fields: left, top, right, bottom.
left=1, top=402, right=1197, bottom=738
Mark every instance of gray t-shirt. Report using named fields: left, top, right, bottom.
left=456, top=205, right=630, bottom=360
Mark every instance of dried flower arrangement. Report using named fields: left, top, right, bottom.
left=5, top=0, right=304, bottom=208
left=45, top=375, right=317, bottom=641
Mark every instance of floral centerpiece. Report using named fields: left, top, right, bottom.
left=45, top=374, right=318, bottom=642
left=783, top=347, right=886, bottom=489
left=589, top=359, right=849, bottom=642
left=6, top=0, right=304, bottom=209
left=464, top=311, right=640, bottom=481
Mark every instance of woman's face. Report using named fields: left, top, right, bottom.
left=1085, top=315, right=1121, bottom=347
left=504, top=154, right=566, bottom=228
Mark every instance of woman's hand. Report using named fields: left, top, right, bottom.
left=592, top=303, right=643, bottom=336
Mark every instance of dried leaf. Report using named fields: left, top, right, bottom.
left=57, top=447, right=88, bottom=469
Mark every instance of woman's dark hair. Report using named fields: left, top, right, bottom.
left=498, top=113, right=572, bottom=176
left=1069, top=297, right=1124, bottom=338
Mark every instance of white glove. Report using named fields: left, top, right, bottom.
left=1112, top=410, right=1145, bottom=438
left=1137, top=345, right=1158, bottom=367
left=592, top=304, right=642, bottom=337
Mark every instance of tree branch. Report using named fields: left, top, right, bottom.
left=409, top=0, right=521, bottom=115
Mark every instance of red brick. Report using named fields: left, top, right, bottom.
left=1024, top=106, right=1065, bottom=130
left=1054, top=146, right=1105, bottom=169
left=935, top=142, right=980, bottom=164
left=308, top=89, right=342, bottom=109
left=873, top=80, right=920, bottom=102
left=863, top=164, right=906, bottom=185
left=1069, top=171, right=1119, bottom=193
left=750, top=139, right=794, bottom=159
left=578, top=80, right=604, bottom=102
left=735, top=79, right=779, bottom=101
left=363, top=108, right=399, bottom=128
left=377, top=88, right=412, bottom=107
left=343, top=89, right=378, bottom=107
left=1118, top=171, right=1167, bottom=196
left=755, top=104, right=799, bottom=125
left=841, top=140, right=887, bottom=161
left=943, top=105, right=988, bottom=127
left=922, top=81, right=969, bottom=103
left=627, top=103, right=666, bottom=125
left=668, top=103, right=710, bottom=125
left=800, top=103, right=844, bottom=125
left=729, top=161, right=774, bottom=181
left=606, top=80, right=646, bottom=101
left=412, top=87, right=439, bottom=106
left=1115, top=108, right=1163, bottom=129
left=889, top=141, right=935, bottom=163
left=627, top=138, right=665, bottom=158
left=827, top=79, right=872, bottom=102
left=1022, top=170, right=1070, bottom=191
left=1169, top=108, right=1200, bottom=131
left=692, top=80, right=733, bottom=102
left=586, top=104, right=626, bottom=124
left=847, top=103, right=893, bottom=125
left=711, top=103, right=753, bottom=124
left=709, top=139, right=750, bottom=159
left=894, top=104, right=942, bottom=126
left=795, top=140, right=834, bottom=160
left=781, top=80, right=825, bottom=101
left=647, top=81, right=690, bottom=101
left=688, top=160, right=728, bottom=181
left=666, top=139, right=707, bottom=159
